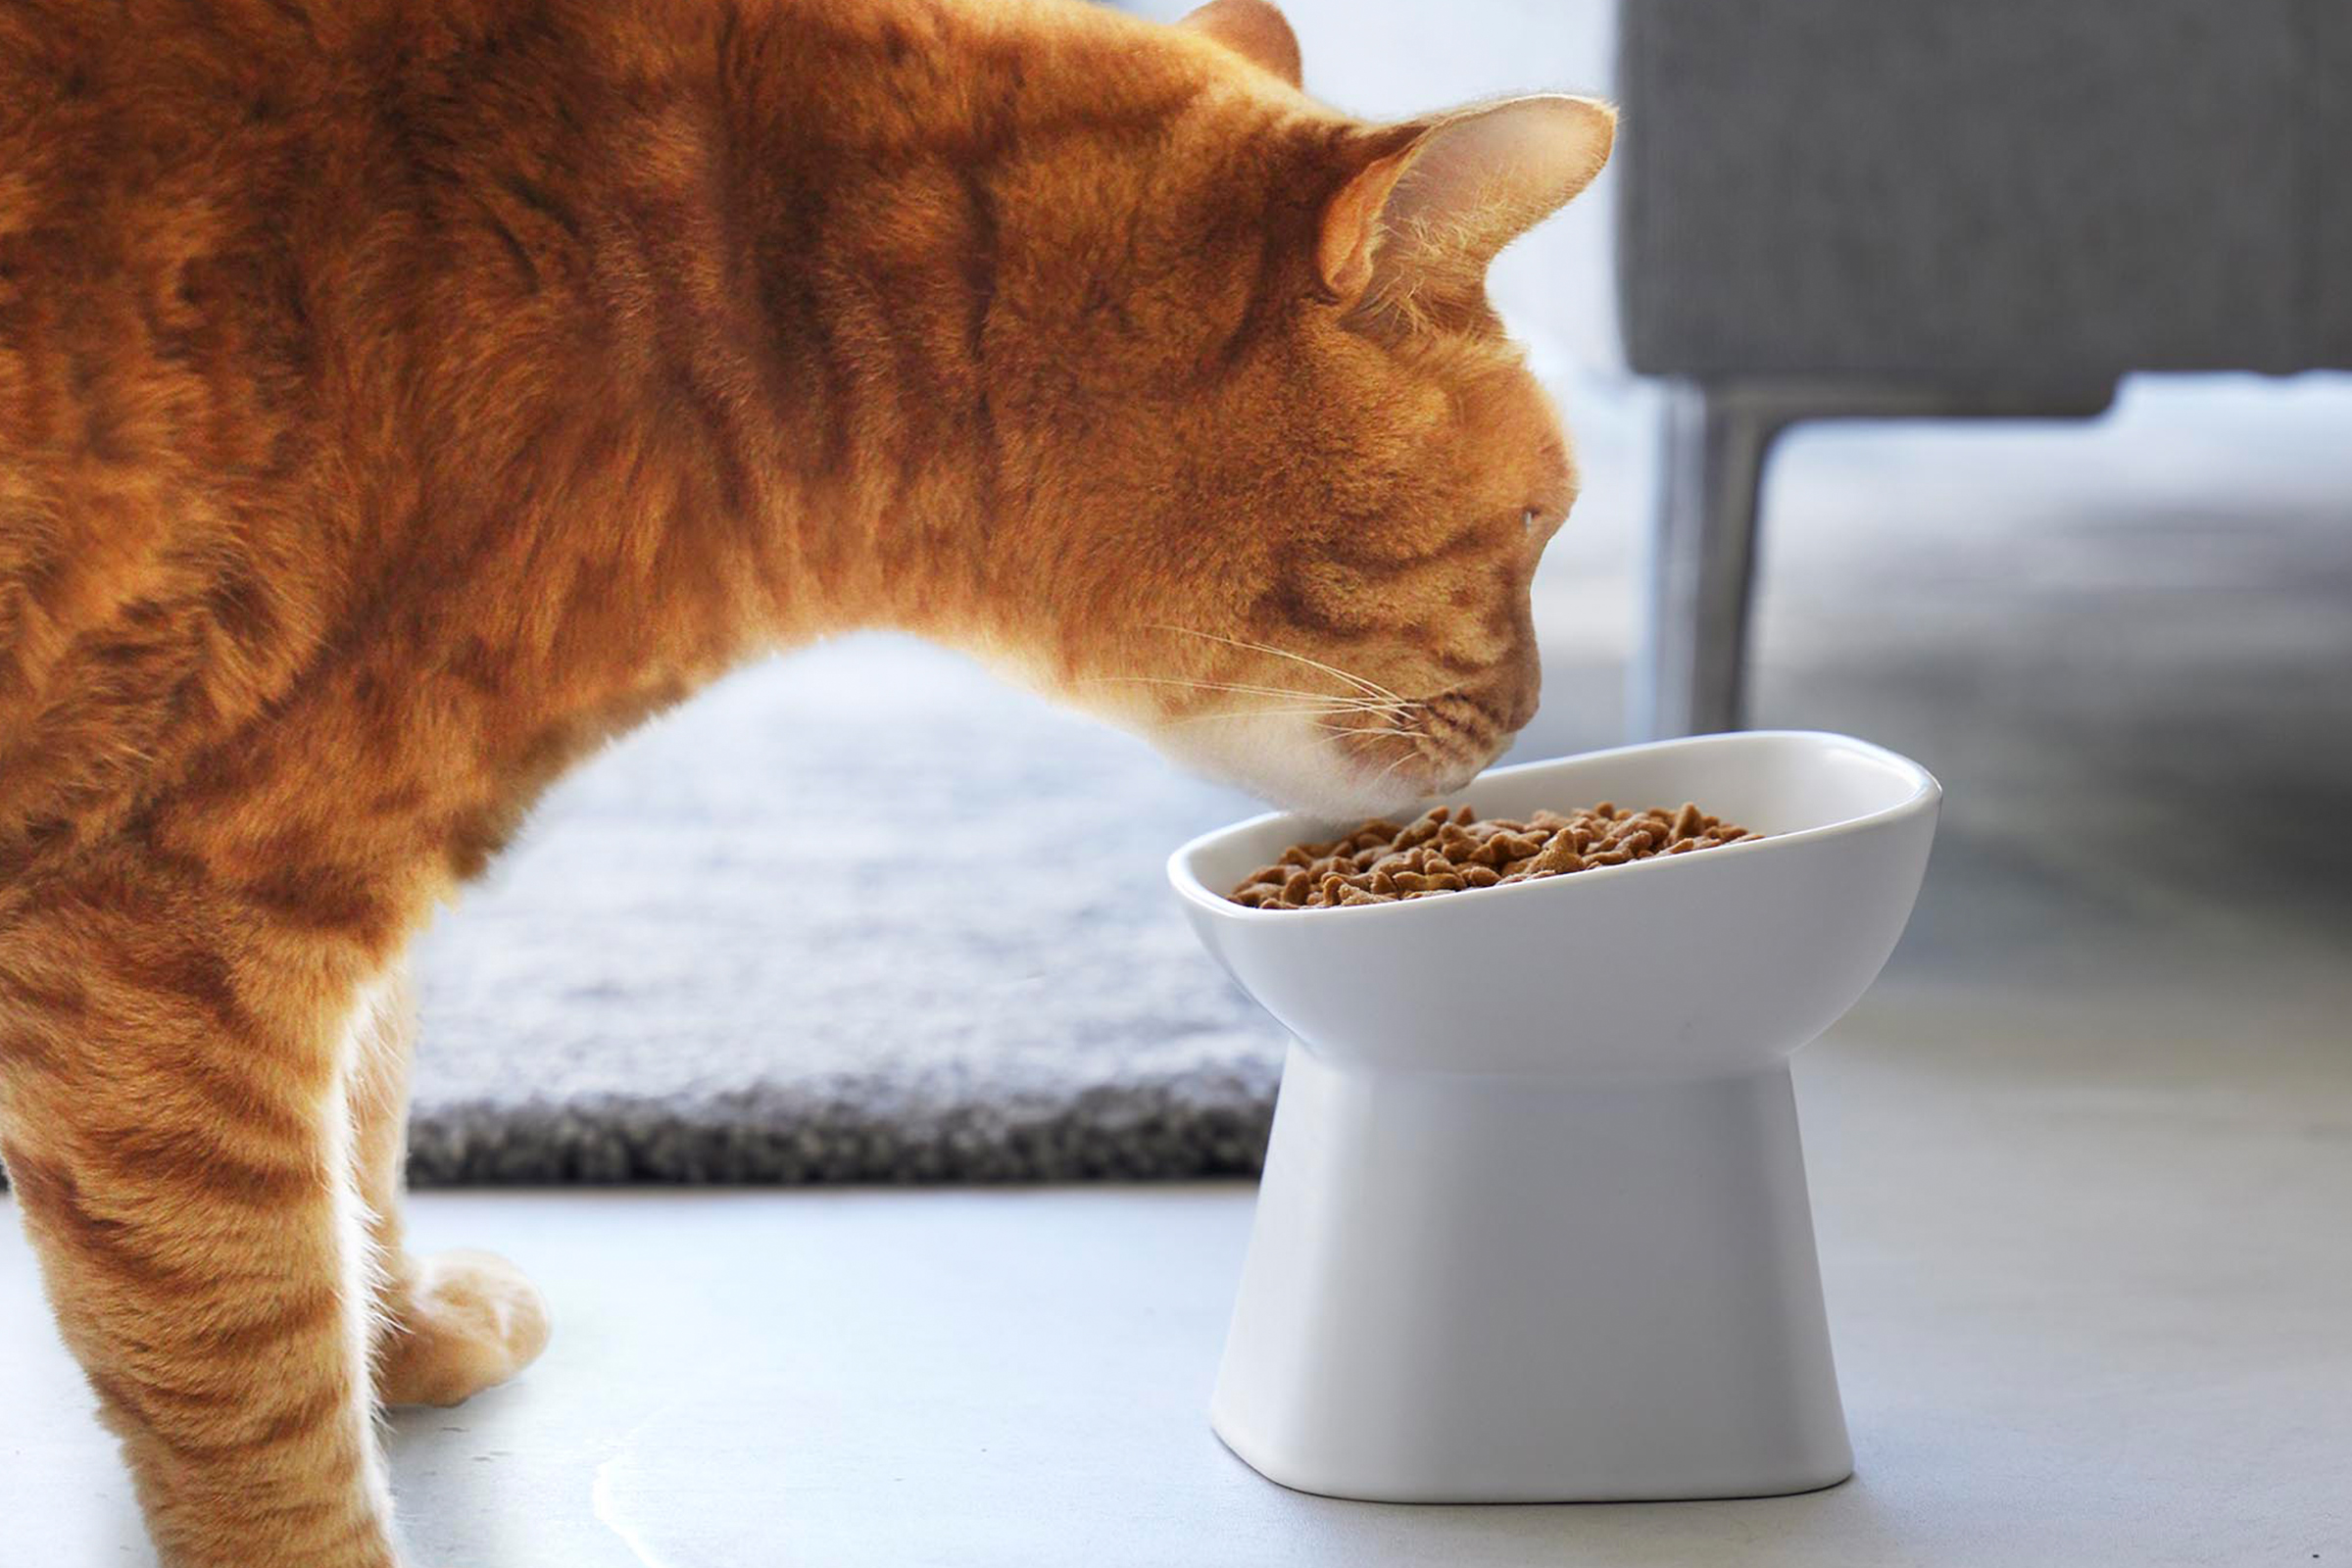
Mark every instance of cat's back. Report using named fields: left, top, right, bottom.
left=0, top=0, right=747, bottom=875
left=0, top=0, right=354, bottom=447
left=0, top=0, right=368, bottom=870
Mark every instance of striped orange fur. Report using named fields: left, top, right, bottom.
left=0, top=0, right=1609, bottom=1560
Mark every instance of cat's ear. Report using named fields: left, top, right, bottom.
left=1316, top=95, right=1616, bottom=304
left=1178, top=0, right=1302, bottom=89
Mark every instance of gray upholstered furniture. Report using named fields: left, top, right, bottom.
left=1611, top=0, right=2352, bottom=737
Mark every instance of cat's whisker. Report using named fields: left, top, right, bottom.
left=1082, top=673, right=1413, bottom=714
left=1147, top=623, right=1412, bottom=709
left=1170, top=704, right=1414, bottom=728
left=1083, top=671, right=1398, bottom=702
left=1311, top=720, right=1416, bottom=737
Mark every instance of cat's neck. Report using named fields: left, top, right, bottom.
left=700, top=0, right=1227, bottom=646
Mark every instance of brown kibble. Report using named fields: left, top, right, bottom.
left=1394, top=817, right=1444, bottom=851
left=1525, top=830, right=1586, bottom=876
left=1229, top=799, right=1760, bottom=907
left=1487, top=830, right=1544, bottom=860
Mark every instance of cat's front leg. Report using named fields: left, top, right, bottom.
left=350, top=960, right=551, bottom=1408
left=0, top=849, right=402, bottom=1568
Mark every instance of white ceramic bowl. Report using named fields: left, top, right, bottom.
left=1169, top=730, right=1940, bottom=1502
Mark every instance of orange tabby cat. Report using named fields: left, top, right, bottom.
left=0, top=0, right=1610, bottom=1559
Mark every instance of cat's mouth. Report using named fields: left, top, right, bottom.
left=1347, top=708, right=1506, bottom=801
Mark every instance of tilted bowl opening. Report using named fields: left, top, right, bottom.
left=1171, top=731, right=1939, bottom=918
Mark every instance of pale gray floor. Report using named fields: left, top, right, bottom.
left=6, top=963, right=2350, bottom=1567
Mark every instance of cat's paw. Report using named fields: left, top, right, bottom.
left=376, top=1249, right=553, bottom=1409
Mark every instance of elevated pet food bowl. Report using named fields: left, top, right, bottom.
left=1168, top=730, right=1939, bottom=1501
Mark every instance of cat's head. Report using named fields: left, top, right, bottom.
left=945, top=0, right=1613, bottom=815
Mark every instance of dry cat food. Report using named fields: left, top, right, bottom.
left=1228, top=802, right=1760, bottom=909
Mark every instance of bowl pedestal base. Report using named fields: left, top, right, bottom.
left=1211, top=1040, right=1854, bottom=1502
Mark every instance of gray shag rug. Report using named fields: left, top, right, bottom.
left=404, top=638, right=1291, bottom=1184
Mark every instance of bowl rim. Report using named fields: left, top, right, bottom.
left=1165, top=729, right=1942, bottom=925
